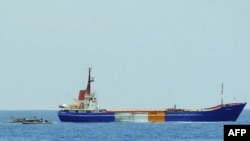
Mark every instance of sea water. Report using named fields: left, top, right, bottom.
left=0, top=110, right=249, bottom=141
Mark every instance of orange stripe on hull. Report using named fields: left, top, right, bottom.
left=148, top=111, right=165, bottom=122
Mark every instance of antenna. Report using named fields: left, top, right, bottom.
left=221, top=82, right=223, bottom=106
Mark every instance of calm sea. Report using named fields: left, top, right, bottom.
left=0, top=110, right=249, bottom=141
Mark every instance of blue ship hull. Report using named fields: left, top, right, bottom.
left=58, top=112, right=115, bottom=122
left=58, top=103, right=246, bottom=122
left=166, top=103, right=246, bottom=122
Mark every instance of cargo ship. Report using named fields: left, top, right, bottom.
left=58, top=68, right=247, bottom=122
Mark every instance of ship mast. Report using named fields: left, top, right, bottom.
left=221, top=82, right=223, bottom=106
left=84, top=67, right=98, bottom=111
left=86, top=68, right=94, bottom=95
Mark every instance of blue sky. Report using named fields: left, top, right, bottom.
left=0, top=0, right=250, bottom=110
